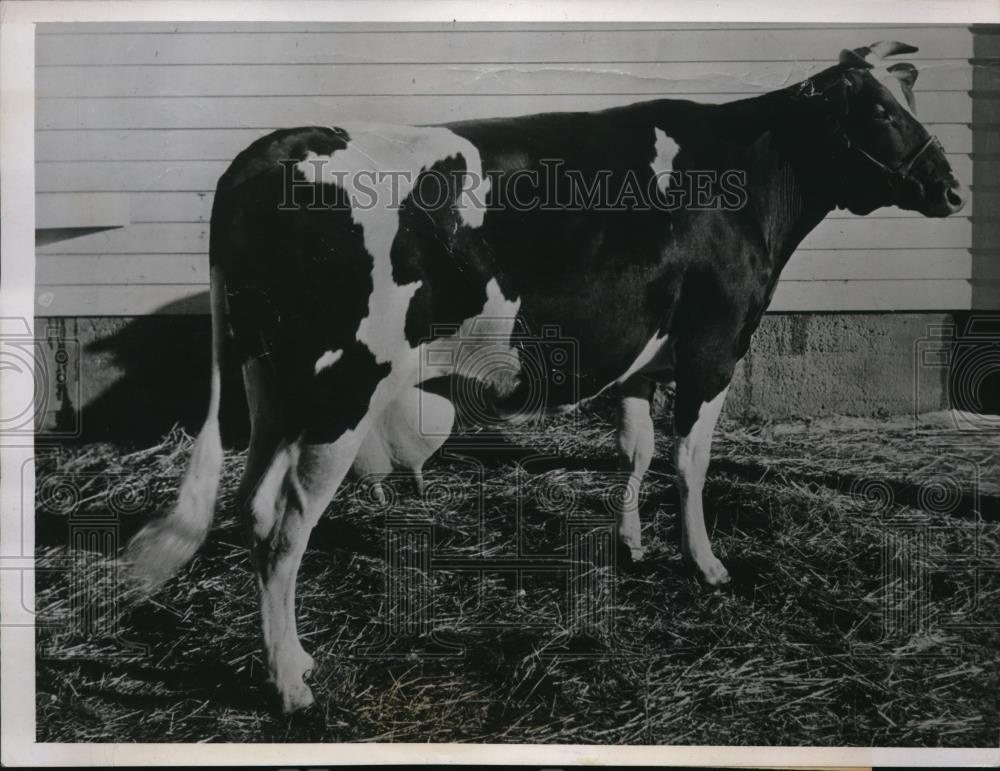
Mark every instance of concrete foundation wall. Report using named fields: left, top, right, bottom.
left=27, top=312, right=998, bottom=445
left=728, top=314, right=953, bottom=421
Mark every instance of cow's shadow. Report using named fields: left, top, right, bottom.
left=75, top=294, right=625, bottom=455
left=79, top=293, right=251, bottom=447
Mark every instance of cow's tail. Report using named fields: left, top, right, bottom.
left=125, top=263, right=226, bottom=593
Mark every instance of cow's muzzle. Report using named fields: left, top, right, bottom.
left=922, top=178, right=968, bottom=217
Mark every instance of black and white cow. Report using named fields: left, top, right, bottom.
left=127, top=42, right=966, bottom=713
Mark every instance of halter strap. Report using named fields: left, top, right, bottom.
left=797, top=72, right=938, bottom=194
left=847, top=134, right=940, bottom=188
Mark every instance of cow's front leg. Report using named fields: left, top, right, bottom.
left=673, top=381, right=731, bottom=585
left=615, top=376, right=655, bottom=560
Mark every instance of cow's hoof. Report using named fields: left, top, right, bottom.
left=278, top=680, right=316, bottom=715
left=684, top=552, right=731, bottom=586
left=616, top=536, right=645, bottom=563
left=698, top=557, right=731, bottom=587
left=272, top=647, right=317, bottom=714
left=295, top=648, right=316, bottom=680
left=617, top=520, right=644, bottom=562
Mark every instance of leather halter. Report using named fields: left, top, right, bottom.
left=796, top=72, right=939, bottom=195
left=845, top=133, right=939, bottom=192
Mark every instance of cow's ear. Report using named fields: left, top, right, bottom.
left=888, top=62, right=918, bottom=90
left=888, top=62, right=918, bottom=111
left=839, top=48, right=873, bottom=69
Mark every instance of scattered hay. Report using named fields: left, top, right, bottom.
left=35, top=413, right=1000, bottom=745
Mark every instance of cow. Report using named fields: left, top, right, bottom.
left=126, top=42, right=967, bottom=713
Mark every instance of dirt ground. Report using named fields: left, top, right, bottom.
left=34, top=407, right=1000, bottom=745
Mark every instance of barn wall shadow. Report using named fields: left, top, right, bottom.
left=78, top=293, right=251, bottom=447
left=72, top=293, right=620, bottom=454
left=71, top=294, right=602, bottom=454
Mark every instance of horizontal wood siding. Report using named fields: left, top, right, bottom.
left=32, top=219, right=981, bottom=254
left=36, top=249, right=1000, bottom=286
left=35, top=123, right=977, bottom=162
left=29, top=156, right=979, bottom=192
left=35, top=22, right=995, bottom=315
left=36, top=280, right=999, bottom=317
left=973, top=26, right=1000, bottom=310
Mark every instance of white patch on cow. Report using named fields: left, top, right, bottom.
left=616, top=383, right=654, bottom=560
left=353, top=386, right=454, bottom=491
left=250, top=438, right=295, bottom=542
left=650, top=128, right=680, bottom=193
left=865, top=65, right=916, bottom=117
left=676, top=384, right=731, bottom=585
left=314, top=349, right=343, bottom=374
left=476, top=277, right=522, bottom=331
left=418, top=278, right=522, bottom=395
left=296, top=124, right=491, bottom=367
left=617, top=331, right=670, bottom=384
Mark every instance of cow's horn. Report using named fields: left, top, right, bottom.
left=861, top=40, right=919, bottom=63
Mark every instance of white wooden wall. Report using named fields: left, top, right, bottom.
left=35, top=23, right=998, bottom=315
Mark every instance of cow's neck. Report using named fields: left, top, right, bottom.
left=744, top=129, right=834, bottom=267
left=739, top=90, right=838, bottom=268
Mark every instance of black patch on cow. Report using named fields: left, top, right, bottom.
left=212, top=125, right=391, bottom=441
left=447, top=115, right=682, bottom=403
left=393, top=153, right=496, bottom=348
left=213, top=126, right=350, bottom=209
left=304, top=343, right=391, bottom=444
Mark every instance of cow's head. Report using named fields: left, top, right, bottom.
left=803, top=41, right=966, bottom=217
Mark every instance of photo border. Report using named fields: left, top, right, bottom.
left=3, top=0, right=999, bottom=766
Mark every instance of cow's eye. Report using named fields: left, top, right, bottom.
left=872, top=104, right=890, bottom=122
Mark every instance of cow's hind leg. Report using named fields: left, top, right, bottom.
left=234, top=358, right=284, bottom=509
left=236, top=359, right=320, bottom=708
left=250, top=431, right=370, bottom=713
left=615, top=376, right=655, bottom=560
left=249, top=368, right=407, bottom=713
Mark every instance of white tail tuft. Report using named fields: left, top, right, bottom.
left=124, top=264, right=228, bottom=594
left=125, top=419, right=223, bottom=592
